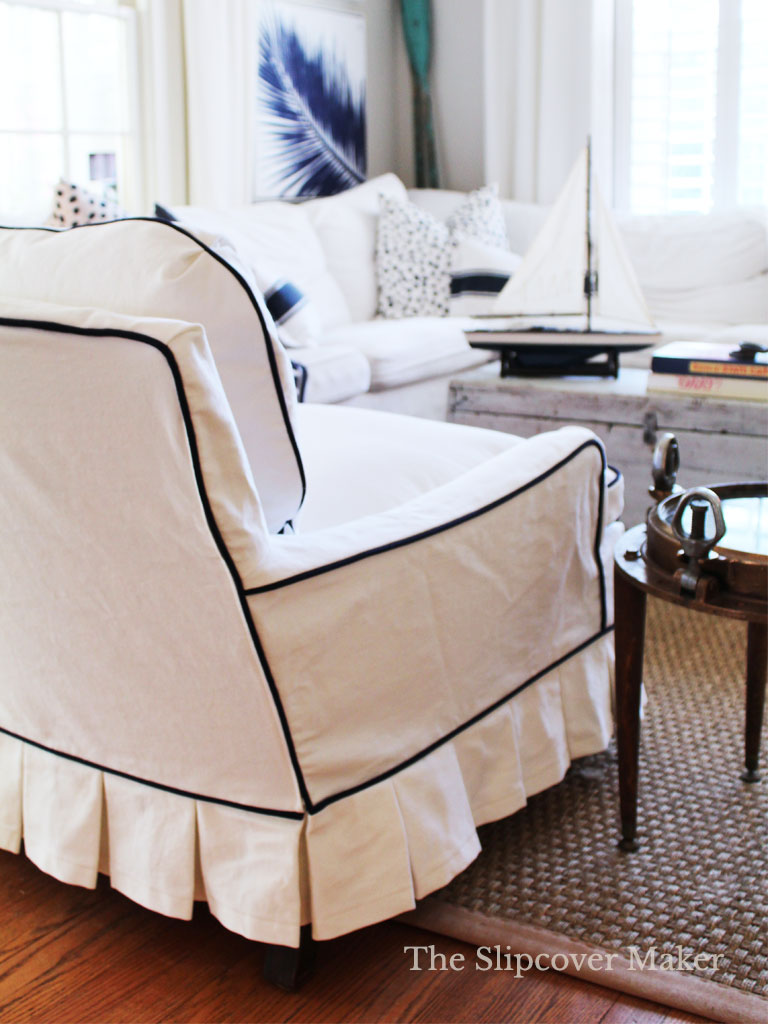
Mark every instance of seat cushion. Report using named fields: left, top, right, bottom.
left=0, top=220, right=304, bottom=532
left=295, top=403, right=524, bottom=531
left=321, top=316, right=490, bottom=389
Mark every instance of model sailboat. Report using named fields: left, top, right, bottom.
left=467, top=142, right=660, bottom=376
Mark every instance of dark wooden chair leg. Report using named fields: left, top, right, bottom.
left=742, top=620, right=767, bottom=783
left=614, top=565, right=647, bottom=852
left=262, top=924, right=315, bottom=991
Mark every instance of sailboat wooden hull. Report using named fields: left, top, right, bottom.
left=465, top=325, right=659, bottom=378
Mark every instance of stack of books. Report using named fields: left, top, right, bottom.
left=646, top=341, right=768, bottom=402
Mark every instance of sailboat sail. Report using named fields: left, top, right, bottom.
left=591, top=185, right=654, bottom=326
left=491, top=146, right=656, bottom=333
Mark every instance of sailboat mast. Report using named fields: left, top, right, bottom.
left=585, top=136, right=593, bottom=332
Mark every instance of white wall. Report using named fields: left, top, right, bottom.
left=365, top=0, right=402, bottom=178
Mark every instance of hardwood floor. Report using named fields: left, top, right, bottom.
left=0, top=849, right=705, bottom=1024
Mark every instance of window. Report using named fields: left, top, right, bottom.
left=614, top=0, right=768, bottom=213
left=0, top=0, right=141, bottom=223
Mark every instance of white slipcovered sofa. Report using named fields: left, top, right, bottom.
left=0, top=217, right=623, bottom=967
left=158, top=174, right=768, bottom=420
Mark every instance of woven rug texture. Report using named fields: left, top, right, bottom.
left=428, top=597, right=768, bottom=1001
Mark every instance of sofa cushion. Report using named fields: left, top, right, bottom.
left=159, top=202, right=353, bottom=331
left=642, top=272, right=768, bottom=327
left=617, top=207, right=768, bottom=290
left=0, top=220, right=304, bottom=533
left=304, top=173, right=409, bottom=323
left=616, top=207, right=768, bottom=325
left=321, top=317, right=490, bottom=390
left=291, top=344, right=371, bottom=404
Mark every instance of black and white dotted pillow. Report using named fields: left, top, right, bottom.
left=375, top=194, right=454, bottom=319
left=446, top=183, right=510, bottom=250
left=50, top=180, right=127, bottom=229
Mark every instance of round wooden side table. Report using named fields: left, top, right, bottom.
left=614, top=518, right=768, bottom=852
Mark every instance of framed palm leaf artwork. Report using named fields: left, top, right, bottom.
left=254, top=0, right=367, bottom=197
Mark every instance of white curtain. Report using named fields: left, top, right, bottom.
left=485, top=0, right=614, bottom=204
left=182, top=0, right=254, bottom=206
left=135, top=0, right=188, bottom=208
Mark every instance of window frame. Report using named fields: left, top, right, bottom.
left=613, top=0, right=754, bottom=214
left=0, top=0, right=144, bottom=218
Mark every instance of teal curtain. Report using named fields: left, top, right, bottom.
left=399, top=0, right=439, bottom=188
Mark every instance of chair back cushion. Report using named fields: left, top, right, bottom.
left=0, top=220, right=305, bottom=532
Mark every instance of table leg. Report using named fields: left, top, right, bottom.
left=742, top=620, right=767, bottom=783
left=614, top=566, right=647, bottom=851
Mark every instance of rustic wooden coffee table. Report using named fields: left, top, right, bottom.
left=448, top=365, right=768, bottom=526
left=614, top=503, right=768, bottom=852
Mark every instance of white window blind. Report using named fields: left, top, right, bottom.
left=0, top=0, right=141, bottom=223
left=615, top=0, right=768, bottom=213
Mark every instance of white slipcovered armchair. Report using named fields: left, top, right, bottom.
left=0, top=220, right=623, bottom=976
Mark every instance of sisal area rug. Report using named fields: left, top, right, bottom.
left=405, top=597, right=768, bottom=1023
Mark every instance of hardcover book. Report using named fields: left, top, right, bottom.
left=651, top=341, right=768, bottom=380
left=646, top=371, right=768, bottom=402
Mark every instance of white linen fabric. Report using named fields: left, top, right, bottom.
left=0, top=297, right=623, bottom=949
left=0, top=221, right=303, bottom=533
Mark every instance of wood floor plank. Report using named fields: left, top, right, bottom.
left=600, top=998, right=689, bottom=1024
left=0, top=849, right=710, bottom=1024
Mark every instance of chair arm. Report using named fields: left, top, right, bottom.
left=245, top=426, right=614, bottom=807
left=245, top=425, right=611, bottom=591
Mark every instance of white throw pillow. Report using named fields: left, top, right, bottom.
left=449, top=235, right=522, bottom=315
left=445, top=183, right=510, bottom=250
left=49, top=179, right=127, bottom=228
left=375, top=194, right=454, bottom=318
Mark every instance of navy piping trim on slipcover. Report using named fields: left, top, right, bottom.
left=0, top=218, right=306, bottom=531
left=0, top=723, right=303, bottom=820
left=246, top=438, right=608, bottom=633
left=0, top=316, right=312, bottom=812
left=309, top=624, right=614, bottom=813
left=607, top=465, right=622, bottom=488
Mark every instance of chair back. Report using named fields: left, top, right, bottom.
left=0, top=220, right=305, bottom=532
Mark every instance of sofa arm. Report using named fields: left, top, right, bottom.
left=246, top=426, right=614, bottom=807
